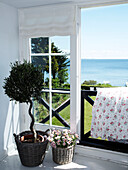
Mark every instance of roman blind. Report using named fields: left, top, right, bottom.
left=19, top=4, right=76, bottom=37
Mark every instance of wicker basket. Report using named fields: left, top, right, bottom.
left=13, top=130, right=49, bottom=167
left=52, top=145, right=74, bottom=165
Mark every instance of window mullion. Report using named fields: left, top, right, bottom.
left=31, top=53, right=69, bottom=56
left=31, top=53, right=49, bottom=56
left=49, top=38, right=52, bottom=127
left=29, top=38, right=32, bottom=62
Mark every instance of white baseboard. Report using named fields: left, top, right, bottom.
left=75, top=145, right=128, bottom=166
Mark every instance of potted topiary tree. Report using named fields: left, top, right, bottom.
left=3, top=60, right=49, bottom=167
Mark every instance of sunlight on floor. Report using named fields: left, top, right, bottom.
left=54, top=162, right=87, bottom=169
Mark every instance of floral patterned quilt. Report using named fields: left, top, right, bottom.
left=91, top=87, right=128, bottom=141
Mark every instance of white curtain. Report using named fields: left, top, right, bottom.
left=19, top=4, right=76, bottom=37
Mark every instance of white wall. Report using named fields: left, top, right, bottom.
left=0, top=2, right=19, bottom=160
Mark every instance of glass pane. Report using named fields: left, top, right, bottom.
left=31, top=56, right=49, bottom=88
left=81, top=6, right=128, bottom=87
left=51, top=36, right=70, bottom=54
left=51, top=55, right=70, bottom=89
left=52, top=93, right=70, bottom=126
left=33, top=92, right=49, bottom=125
left=31, top=37, right=49, bottom=53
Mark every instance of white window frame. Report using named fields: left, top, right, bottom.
left=30, top=36, right=71, bottom=128
left=70, top=7, right=81, bottom=135
left=19, top=6, right=81, bottom=136
left=78, top=1, right=128, bottom=140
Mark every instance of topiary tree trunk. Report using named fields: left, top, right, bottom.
left=28, top=99, right=37, bottom=142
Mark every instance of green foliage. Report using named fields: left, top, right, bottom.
left=84, top=96, right=95, bottom=133
left=58, top=69, right=69, bottom=85
left=31, top=37, right=70, bottom=89
left=33, top=92, right=49, bottom=122
left=45, top=53, right=70, bottom=88
left=47, top=105, right=70, bottom=126
left=3, top=60, right=44, bottom=103
left=96, top=83, right=113, bottom=87
left=63, top=84, right=70, bottom=89
left=31, top=56, right=48, bottom=72
left=83, top=80, right=97, bottom=85
left=51, top=42, right=62, bottom=53
left=31, top=37, right=49, bottom=53
left=34, top=93, right=70, bottom=125
left=81, top=80, right=113, bottom=90
left=52, top=78, right=60, bottom=89
left=30, top=37, right=71, bottom=126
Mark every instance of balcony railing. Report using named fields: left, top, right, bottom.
left=34, top=89, right=128, bottom=153
left=80, top=90, right=128, bottom=154
left=33, top=90, right=70, bottom=127
left=38, top=96, right=70, bottom=127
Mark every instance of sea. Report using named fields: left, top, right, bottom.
left=81, top=59, right=128, bottom=87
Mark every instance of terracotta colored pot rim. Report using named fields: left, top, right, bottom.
left=20, top=134, right=44, bottom=142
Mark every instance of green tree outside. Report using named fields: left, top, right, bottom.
left=31, top=37, right=70, bottom=125
left=31, top=37, right=70, bottom=89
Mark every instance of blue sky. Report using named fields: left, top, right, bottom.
left=51, top=4, right=128, bottom=59
left=81, top=3, right=128, bottom=59
left=51, top=36, right=70, bottom=54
